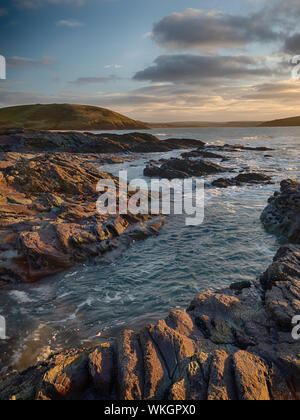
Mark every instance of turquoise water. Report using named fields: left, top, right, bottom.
left=0, top=127, right=299, bottom=375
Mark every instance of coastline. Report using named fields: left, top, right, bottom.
left=0, top=129, right=298, bottom=400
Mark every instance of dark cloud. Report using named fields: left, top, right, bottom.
left=7, top=56, right=55, bottom=68
left=133, top=55, right=272, bottom=84
left=283, top=33, right=300, bottom=54
left=152, top=9, right=280, bottom=51
left=13, top=0, right=84, bottom=9
left=68, top=75, right=122, bottom=85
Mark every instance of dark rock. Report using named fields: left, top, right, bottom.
left=208, top=144, right=275, bottom=152
left=181, top=150, right=225, bottom=160
left=260, top=244, right=300, bottom=330
left=0, top=130, right=204, bottom=154
left=230, top=281, right=252, bottom=292
left=212, top=173, right=273, bottom=188
left=144, top=158, right=227, bottom=179
left=261, top=179, right=300, bottom=243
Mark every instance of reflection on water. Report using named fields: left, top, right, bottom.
left=0, top=127, right=299, bottom=375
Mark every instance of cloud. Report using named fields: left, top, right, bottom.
left=242, top=80, right=300, bottom=102
left=283, top=33, right=300, bottom=54
left=152, top=8, right=280, bottom=52
left=56, top=19, right=84, bottom=27
left=2, top=78, right=300, bottom=122
left=7, top=56, right=55, bottom=68
left=133, top=54, right=273, bottom=84
left=69, top=75, right=122, bottom=85
left=104, top=64, right=123, bottom=69
left=14, top=0, right=84, bottom=9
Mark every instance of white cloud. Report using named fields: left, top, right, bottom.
left=104, top=64, right=123, bottom=69
left=56, top=19, right=84, bottom=27
left=7, top=56, right=55, bottom=68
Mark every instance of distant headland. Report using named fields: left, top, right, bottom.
left=0, top=103, right=300, bottom=130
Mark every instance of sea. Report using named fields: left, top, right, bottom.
left=0, top=126, right=299, bottom=375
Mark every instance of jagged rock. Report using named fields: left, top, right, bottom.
left=212, top=173, right=273, bottom=188
left=208, top=144, right=275, bottom=152
left=260, top=245, right=300, bottom=330
left=0, top=130, right=203, bottom=154
left=144, top=158, right=227, bottom=179
left=0, top=154, right=164, bottom=285
left=261, top=179, right=300, bottom=243
left=181, top=150, right=225, bottom=160
left=230, top=281, right=252, bottom=292
left=1, top=245, right=299, bottom=400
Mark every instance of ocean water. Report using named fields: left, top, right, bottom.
left=0, top=127, right=299, bottom=375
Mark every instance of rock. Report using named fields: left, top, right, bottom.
left=208, top=144, right=275, bottom=152
left=88, top=345, right=115, bottom=399
left=260, top=244, right=300, bottom=330
left=230, top=281, right=252, bottom=292
left=181, top=150, right=225, bottom=160
left=261, top=179, right=300, bottom=243
left=37, top=351, right=90, bottom=400
left=0, top=130, right=203, bottom=154
left=233, top=351, right=270, bottom=400
left=144, top=158, right=227, bottom=179
left=212, top=173, right=273, bottom=188
left=1, top=245, right=299, bottom=400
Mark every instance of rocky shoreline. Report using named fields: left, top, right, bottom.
left=0, top=180, right=299, bottom=400
left=0, top=130, right=203, bottom=154
left=261, top=180, right=300, bottom=243
left=0, top=152, right=166, bottom=286
left=0, top=130, right=279, bottom=286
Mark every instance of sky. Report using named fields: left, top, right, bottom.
left=0, top=0, right=300, bottom=122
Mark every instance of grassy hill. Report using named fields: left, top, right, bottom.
left=261, top=116, right=300, bottom=127
left=0, top=104, right=150, bottom=130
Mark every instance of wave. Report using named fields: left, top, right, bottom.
left=240, top=136, right=272, bottom=141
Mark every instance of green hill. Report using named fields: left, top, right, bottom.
left=0, top=104, right=150, bottom=130
left=261, top=116, right=300, bottom=127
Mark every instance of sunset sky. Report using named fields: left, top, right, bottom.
left=0, top=0, right=300, bottom=122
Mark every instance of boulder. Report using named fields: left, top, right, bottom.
left=261, top=179, right=300, bottom=243
left=144, top=158, right=227, bottom=179
left=212, top=173, right=273, bottom=188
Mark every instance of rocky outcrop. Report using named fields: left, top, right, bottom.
left=212, top=173, right=273, bottom=188
left=181, top=150, right=225, bottom=160
left=0, top=244, right=299, bottom=400
left=261, top=180, right=300, bottom=243
left=144, top=158, right=228, bottom=179
left=0, top=130, right=203, bottom=154
left=0, top=153, right=164, bottom=285
left=208, top=144, right=275, bottom=152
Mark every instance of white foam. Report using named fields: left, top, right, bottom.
left=9, top=291, right=33, bottom=304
